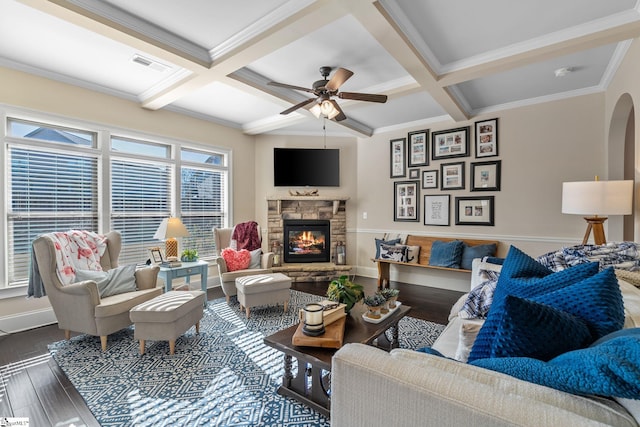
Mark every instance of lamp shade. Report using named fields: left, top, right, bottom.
left=562, top=180, right=633, bottom=216
left=153, top=217, right=190, bottom=240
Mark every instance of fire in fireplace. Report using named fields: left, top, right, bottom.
left=283, top=219, right=331, bottom=263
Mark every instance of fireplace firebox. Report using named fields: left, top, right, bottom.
left=283, top=219, right=330, bottom=263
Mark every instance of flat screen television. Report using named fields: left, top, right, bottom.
left=273, top=148, right=340, bottom=187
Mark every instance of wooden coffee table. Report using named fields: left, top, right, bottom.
left=263, top=303, right=411, bottom=418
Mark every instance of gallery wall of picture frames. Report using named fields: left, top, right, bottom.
left=389, top=118, right=500, bottom=226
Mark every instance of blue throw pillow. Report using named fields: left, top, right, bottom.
left=469, top=246, right=600, bottom=362
left=529, top=267, right=624, bottom=341
left=375, top=238, right=401, bottom=259
left=481, top=295, right=591, bottom=361
left=471, top=329, right=640, bottom=399
left=460, top=243, right=497, bottom=270
left=416, top=347, right=447, bottom=358
left=429, top=240, right=464, bottom=269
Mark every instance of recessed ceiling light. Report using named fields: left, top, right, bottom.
left=554, top=67, right=573, bottom=77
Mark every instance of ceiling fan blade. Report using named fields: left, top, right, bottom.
left=338, top=92, right=388, bottom=103
left=268, top=81, right=315, bottom=94
left=325, top=68, right=354, bottom=92
left=329, top=100, right=347, bottom=121
left=280, top=98, right=316, bottom=115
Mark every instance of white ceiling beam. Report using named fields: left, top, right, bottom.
left=438, top=18, right=640, bottom=87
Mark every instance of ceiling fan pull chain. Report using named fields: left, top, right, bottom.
left=323, top=118, right=327, bottom=149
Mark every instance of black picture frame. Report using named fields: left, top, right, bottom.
left=408, top=129, right=429, bottom=167
left=409, top=168, right=420, bottom=179
left=455, top=196, right=495, bottom=226
left=431, top=126, right=470, bottom=160
left=422, top=169, right=438, bottom=189
left=475, top=118, right=499, bottom=158
left=394, top=180, right=419, bottom=222
left=471, top=160, right=501, bottom=191
left=390, top=137, right=406, bottom=178
left=440, top=161, right=465, bottom=190
left=424, top=194, right=450, bottom=226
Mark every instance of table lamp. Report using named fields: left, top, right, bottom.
left=561, top=177, right=633, bottom=245
left=153, top=217, right=190, bottom=259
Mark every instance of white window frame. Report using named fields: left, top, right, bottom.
left=0, top=105, right=231, bottom=296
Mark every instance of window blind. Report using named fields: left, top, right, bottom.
left=8, top=147, right=98, bottom=285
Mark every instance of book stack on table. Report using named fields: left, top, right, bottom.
left=292, top=301, right=347, bottom=348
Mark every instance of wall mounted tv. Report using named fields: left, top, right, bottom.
left=273, top=148, right=340, bottom=187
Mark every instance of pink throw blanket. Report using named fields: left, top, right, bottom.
left=51, top=230, right=107, bottom=285
left=231, top=221, right=261, bottom=251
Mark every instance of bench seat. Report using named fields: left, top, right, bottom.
left=373, top=235, right=499, bottom=289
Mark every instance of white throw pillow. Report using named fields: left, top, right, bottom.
left=405, top=245, right=420, bottom=263
left=454, top=319, right=484, bottom=362
left=249, top=248, right=262, bottom=269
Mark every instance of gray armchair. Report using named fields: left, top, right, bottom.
left=213, top=227, right=274, bottom=303
left=32, top=230, right=161, bottom=350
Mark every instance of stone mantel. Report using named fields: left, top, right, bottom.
left=267, top=195, right=350, bottom=215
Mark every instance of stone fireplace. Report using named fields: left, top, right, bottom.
left=267, top=195, right=350, bottom=282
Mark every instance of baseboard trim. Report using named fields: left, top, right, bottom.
left=0, top=307, right=57, bottom=335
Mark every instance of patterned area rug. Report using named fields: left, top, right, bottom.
left=49, top=290, right=445, bottom=426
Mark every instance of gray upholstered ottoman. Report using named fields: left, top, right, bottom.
left=235, top=272, right=291, bottom=318
left=129, top=290, right=205, bottom=355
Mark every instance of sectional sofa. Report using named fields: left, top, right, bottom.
left=331, top=253, right=640, bottom=426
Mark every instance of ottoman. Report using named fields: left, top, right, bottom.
left=235, top=273, right=291, bottom=318
left=130, top=290, right=205, bottom=355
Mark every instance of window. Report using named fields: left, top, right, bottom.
left=3, top=114, right=230, bottom=289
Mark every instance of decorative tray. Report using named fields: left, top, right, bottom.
left=362, top=302, right=402, bottom=324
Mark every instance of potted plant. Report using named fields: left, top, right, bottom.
left=180, top=248, right=198, bottom=262
left=362, top=293, right=386, bottom=319
left=326, top=275, right=364, bottom=313
left=380, top=288, right=400, bottom=310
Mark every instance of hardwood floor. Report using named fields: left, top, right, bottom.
left=0, top=277, right=463, bottom=425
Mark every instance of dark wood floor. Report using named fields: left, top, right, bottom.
left=0, top=276, right=462, bottom=425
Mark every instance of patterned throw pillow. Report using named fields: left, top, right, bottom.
left=379, top=244, right=408, bottom=262
left=405, top=245, right=421, bottom=263
left=375, top=237, right=401, bottom=259
left=221, top=248, right=251, bottom=272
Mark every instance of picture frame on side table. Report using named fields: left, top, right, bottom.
left=390, top=137, right=406, bottom=178
left=475, top=118, right=499, bottom=158
left=440, top=161, right=465, bottom=190
left=149, top=247, right=164, bottom=264
left=432, top=126, right=470, bottom=160
left=408, top=129, right=429, bottom=167
left=471, top=160, right=501, bottom=191
left=394, top=180, right=419, bottom=222
left=422, top=169, right=438, bottom=189
left=455, top=196, right=495, bottom=226
left=424, top=194, right=450, bottom=226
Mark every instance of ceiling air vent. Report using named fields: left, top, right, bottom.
left=131, top=54, right=169, bottom=72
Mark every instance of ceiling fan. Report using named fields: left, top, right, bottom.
left=268, top=66, right=387, bottom=121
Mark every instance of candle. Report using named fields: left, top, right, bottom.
left=304, top=303, right=324, bottom=330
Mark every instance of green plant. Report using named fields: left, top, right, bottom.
left=326, top=275, right=364, bottom=312
left=181, top=248, right=198, bottom=262
left=362, top=293, right=386, bottom=307
left=380, top=288, right=399, bottom=299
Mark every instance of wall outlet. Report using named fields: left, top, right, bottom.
left=362, top=212, right=368, bottom=219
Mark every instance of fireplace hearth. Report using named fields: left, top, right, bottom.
left=283, top=219, right=330, bottom=263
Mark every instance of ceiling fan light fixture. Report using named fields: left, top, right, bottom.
left=310, top=99, right=340, bottom=120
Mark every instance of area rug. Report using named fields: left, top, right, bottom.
left=49, top=291, right=445, bottom=427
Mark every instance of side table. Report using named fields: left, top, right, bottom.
left=158, top=260, right=209, bottom=295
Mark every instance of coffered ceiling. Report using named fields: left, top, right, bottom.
left=2, top=0, right=639, bottom=137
